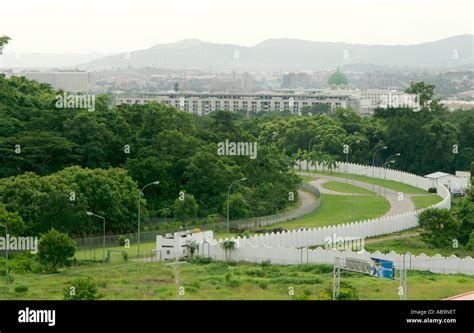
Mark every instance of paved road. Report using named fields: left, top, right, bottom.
left=298, top=189, right=316, bottom=208
left=300, top=172, right=417, bottom=217
left=311, top=178, right=369, bottom=196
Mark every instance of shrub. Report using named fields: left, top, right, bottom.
left=38, top=229, right=76, bottom=273
left=225, top=273, right=241, bottom=288
left=260, top=260, right=272, bottom=267
left=117, top=235, right=128, bottom=247
left=194, top=257, right=213, bottom=265
left=258, top=281, right=268, bottom=289
left=428, top=187, right=437, bottom=193
left=5, top=272, right=14, bottom=284
left=295, top=294, right=310, bottom=300
left=318, top=282, right=359, bottom=300
left=418, top=208, right=460, bottom=248
left=14, top=285, right=28, bottom=293
left=63, top=278, right=102, bottom=300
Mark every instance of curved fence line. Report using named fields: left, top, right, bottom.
left=216, top=161, right=451, bottom=248
left=74, top=182, right=321, bottom=249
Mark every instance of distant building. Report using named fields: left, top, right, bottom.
left=156, top=230, right=213, bottom=260
left=115, top=91, right=358, bottom=115
left=21, top=71, right=96, bottom=92
left=425, top=171, right=470, bottom=195
left=282, top=72, right=312, bottom=89
left=240, top=72, right=256, bottom=91
left=327, top=69, right=348, bottom=87
left=440, top=99, right=474, bottom=111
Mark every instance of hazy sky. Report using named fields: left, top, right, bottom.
left=1, top=0, right=472, bottom=54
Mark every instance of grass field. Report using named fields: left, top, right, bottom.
left=297, top=171, right=428, bottom=194
left=411, top=195, right=443, bottom=210
left=365, top=234, right=474, bottom=258
left=1, top=260, right=473, bottom=300
left=299, top=175, right=318, bottom=183
left=320, top=181, right=374, bottom=195
left=265, top=193, right=390, bottom=230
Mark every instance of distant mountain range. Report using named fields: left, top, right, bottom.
left=1, top=53, right=109, bottom=69
left=76, top=35, right=473, bottom=72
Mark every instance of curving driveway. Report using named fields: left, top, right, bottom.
left=301, top=173, right=417, bottom=217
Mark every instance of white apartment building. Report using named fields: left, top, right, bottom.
left=115, top=91, right=358, bottom=115
left=21, top=71, right=96, bottom=92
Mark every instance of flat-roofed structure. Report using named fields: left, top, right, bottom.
left=114, top=91, right=358, bottom=115
left=21, top=71, right=96, bottom=92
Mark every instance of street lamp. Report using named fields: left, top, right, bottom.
left=352, top=167, right=370, bottom=222
left=372, top=146, right=388, bottom=192
left=0, top=224, right=7, bottom=275
left=86, top=211, right=106, bottom=262
left=138, top=181, right=159, bottom=257
left=383, top=153, right=401, bottom=198
left=344, top=140, right=360, bottom=183
left=227, top=178, right=247, bottom=233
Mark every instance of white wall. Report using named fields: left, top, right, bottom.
left=216, top=161, right=450, bottom=249
left=202, top=243, right=474, bottom=276
left=196, top=162, right=469, bottom=276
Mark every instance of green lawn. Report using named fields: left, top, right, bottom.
left=1, top=260, right=473, bottom=300
left=299, top=175, right=317, bottom=183
left=265, top=193, right=390, bottom=230
left=321, top=181, right=374, bottom=195
left=365, top=234, right=474, bottom=258
left=75, top=240, right=158, bottom=261
left=296, top=170, right=428, bottom=194
left=411, top=195, right=443, bottom=210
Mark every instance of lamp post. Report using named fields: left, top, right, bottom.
left=138, top=181, right=159, bottom=258
left=0, top=224, right=7, bottom=275
left=383, top=153, right=401, bottom=198
left=86, top=212, right=106, bottom=262
left=352, top=167, right=370, bottom=222
left=372, top=146, right=387, bottom=192
left=344, top=140, right=360, bottom=183
left=227, top=178, right=247, bottom=233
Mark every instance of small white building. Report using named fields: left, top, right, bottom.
left=156, top=230, right=214, bottom=260
left=425, top=171, right=470, bottom=195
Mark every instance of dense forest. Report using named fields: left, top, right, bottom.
left=0, top=75, right=473, bottom=237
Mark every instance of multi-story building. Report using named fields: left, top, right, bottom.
left=21, top=71, right=96, bottom=92
left=281, top=72, right=312, bottom=89
left=115, top=90, right=358, bottom=115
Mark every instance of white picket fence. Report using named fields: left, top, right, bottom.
left=201, top=244, right=474, bottom=276
left=199, top=162, right=474, bottom=276
left=216, top=161, right=451, bottom=248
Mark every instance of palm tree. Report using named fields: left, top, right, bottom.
left=220, top=240, right=236, bottom=262
left=309, top=150, right=320, bottom=172
left=183, top=240, right=199, bottom=262
left=325, top=155, right=337, bottom=173
left=302, top=150, right=310, bottom=171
